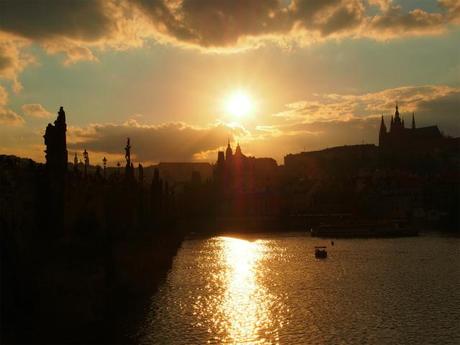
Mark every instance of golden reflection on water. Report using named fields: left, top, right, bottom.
left=217, top=236, right=274, bottom=344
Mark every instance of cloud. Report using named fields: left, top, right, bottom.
left=0, top=0, right=458, bottom=59
left=367, top=4, right=445, bottom=39
left=0, top=125, right=43, bottom=160
left=439, top=0, right=460, bottom=24
left=134, top=0, right=292, bottom=47
left=0, top=85, right=24, bottom=125
left=67, top=119, right=244, bottom=163
left=274, top=85, right=460, bottom=123
left=21, top=103, right=52, bottom=118
left=0, top=0, right=457, bottom=92
left=0, top=85, right=7, bottom=105
left=237, top=84, right=460, bottom=161
left=129, top=0, right=460, bottom=48
left=0, top=1, right=115, bottom=42
left=0, top=0, right=146, bottom=68
left=0, top=108, right=24, bottom=126
left=0, top=36, right=35, bottom=92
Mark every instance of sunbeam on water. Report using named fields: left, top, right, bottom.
left=138, top=236, right=289, bottom=344
left=190, top=237, right=284, bottom=343
left=219, top=237, right=270, bottom=343
left=138, top=233, right=460, bottom=345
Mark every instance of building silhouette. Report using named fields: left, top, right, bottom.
left=379, top=104, right=444, bottom=151
left=214, top=141, right=280, bottom=222
left=215, top=141, right=278, bottom=193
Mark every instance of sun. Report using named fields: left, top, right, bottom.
left=225, top=90, right=253, bottom=118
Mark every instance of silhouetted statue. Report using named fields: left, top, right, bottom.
left=102, top=157, right=107, bottom=178
left=125, top=138, right=134, bottom=179
left=44, top=106, right=68, bottom=176
left=73, top=152, right=79, bottom=173
left=83, top=149, right=89, bottom=177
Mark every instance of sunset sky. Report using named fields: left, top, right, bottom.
left=0, top=0, right=459, bottom=164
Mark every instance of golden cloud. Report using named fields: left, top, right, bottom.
left=274, top=85, right=460, bottom=123
left=0, top=85, right=24, bottom=125
left=0, top=0, right=458, bottom=63
left=21, top=103, right=52, bottom=118
left=67, top=119, right=244, bottom=162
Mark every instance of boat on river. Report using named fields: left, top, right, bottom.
left=314, top=246, right=327, bottom=259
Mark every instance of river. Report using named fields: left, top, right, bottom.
left=137, top=232, right=460, bottom=344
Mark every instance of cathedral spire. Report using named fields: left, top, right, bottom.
left=394, top=103, right=400, bottom=120
left=393, top=102, right=402, bottom=128
left=235, top=142, right=242, bottom=156
left=225, top=139, right=233, bottom=160
left=379, top=115, right=387, bottom=147
left=379, top=115, right=386, bottom=133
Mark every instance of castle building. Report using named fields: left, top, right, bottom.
left=215, top=142, right=278, bottom=193
left=379, top=104, right=444, bottom=151
left=214, top=142, right=280, bottom=219
left=44, top=106, right=68, bottom=176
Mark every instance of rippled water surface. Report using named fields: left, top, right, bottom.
left=138, top=233, right=460, bottom=344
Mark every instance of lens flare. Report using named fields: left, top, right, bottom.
left=225, top=90, right=253, bottom=118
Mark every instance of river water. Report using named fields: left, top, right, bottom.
left=138, top=233, right=460, bottom=344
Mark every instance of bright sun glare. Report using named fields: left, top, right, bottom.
left=225, top=90, right=253, bottom=118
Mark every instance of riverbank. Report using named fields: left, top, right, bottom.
left=1, top=230, right=184, bottom=344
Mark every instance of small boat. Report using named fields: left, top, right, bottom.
left=315, top=246, right=327, bottom=259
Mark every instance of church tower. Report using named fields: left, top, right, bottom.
left=393, top=104, right=403, bottom=130
left=225, top=139, right=233, bottom=161
left=412, top=112, right=416, bottom=129
left=235, top=142, right=242, bottom=157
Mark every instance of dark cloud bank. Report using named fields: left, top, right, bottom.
left=0, top=0, right=459, bottom=60
left=68, top=121, right=244, bottom=163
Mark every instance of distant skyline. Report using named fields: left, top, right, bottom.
left=0, top=0, right=459, bottom=164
